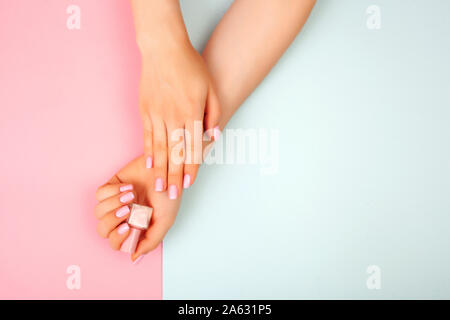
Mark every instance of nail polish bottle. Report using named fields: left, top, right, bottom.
left=120, top=204, right=152, bottom=254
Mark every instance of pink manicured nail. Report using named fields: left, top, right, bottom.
left=146, top=156, right=152, bottom=169
left=155, top=178, right=163, bottom=192
left=133, top=255, right=145, bottom=265
left=169, top=185, right=178, bottom=200
left=214, top=126, right=221, bottom=141
left=183, top=174, right=191, bottom=189
left=119, top=184, right=133, bottom=192
left=116, top=205, right=130, bottom=218
left=120, top=192, right=134, bottom=203
left=118, top=223, right=129, bottom=235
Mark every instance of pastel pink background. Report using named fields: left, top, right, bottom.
left=0, top=0, right=162, bottom=299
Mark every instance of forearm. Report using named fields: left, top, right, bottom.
left=203, top=0, right=316, bottom=126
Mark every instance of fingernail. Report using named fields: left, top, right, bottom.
left=119, top=184, right=133, bottom=192
left=183, top=174, right=191, bottom=189
left=116, top=205, right=130, bottom=218
left=155, top=178, right=163, bottom=192
left=214, top=126, right=221, bottom=141
left=120, top=192, right=134, bottom=203
left=146, top=156, right=153, bottom=169
left=169, top=185, right=178, bottom=200
left=133, top=255, right=145, bottom=265
left=118, top=223, right=130, bottom=235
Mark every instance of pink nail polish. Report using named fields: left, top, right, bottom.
left=183, top=174, right=191, bottom=189
left=116, top=205, right=130, bottom=218
left=146, top=156, right=152, bottom=169
left=118, top=223, right=130, bottom=235
left=119, top=184, right=133, bottom=192
left=120, top=204, right=153, bottom=254
left=133, top=255, right=145, bottom=265
left=155, top=178, right=163, bottom=192
left=169, top=185, right=178, bottom=200
left=120, top=192, right=134, bottom=203
left=214, top=126, right=221, bottom=141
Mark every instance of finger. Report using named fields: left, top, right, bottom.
left=167, top=123, right=185, bottom=199
left=140, top=110, right=154, bottom=169
left=131, top=216, right=175, bottom=261
left=204, top=86, right=221, bottom=141
left=94, top=189, right=136, bottom=219
left=95, top=183, right=133, bottom=202
left=96, top=205, right=131, bottom=238
left=108, top=222, right=131, bottom=250
left=144, top=122, right=153, bottom=169
left=152, top=118, right=168, bottom=192
left=183, top=120, right=202, bottom=189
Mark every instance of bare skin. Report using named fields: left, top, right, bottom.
left=131, top=0, right=221, bottom=197
left=95, top=0, right=316, bottom=262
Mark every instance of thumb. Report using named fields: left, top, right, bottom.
left=131, top=217, right=174, bottom=261
left=204, top=86, right=221, bottom=141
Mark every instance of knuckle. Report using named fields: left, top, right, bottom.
left=144, top=129, right=153, bottom=138
left=154, top=141, right=168, bottom=153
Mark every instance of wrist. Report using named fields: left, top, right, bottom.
left=136, top=26, right=191, bottom=56
left=132, top=0, right=190, bottom=55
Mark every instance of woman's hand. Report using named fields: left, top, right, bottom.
left=138, top=40, right=221, bottom=198
left=132, top=0, right=221, bottom=200
left=95, top=156, right=182, bottom=262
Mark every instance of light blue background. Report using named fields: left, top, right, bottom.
left=164, top=0, right=450, bottom=299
